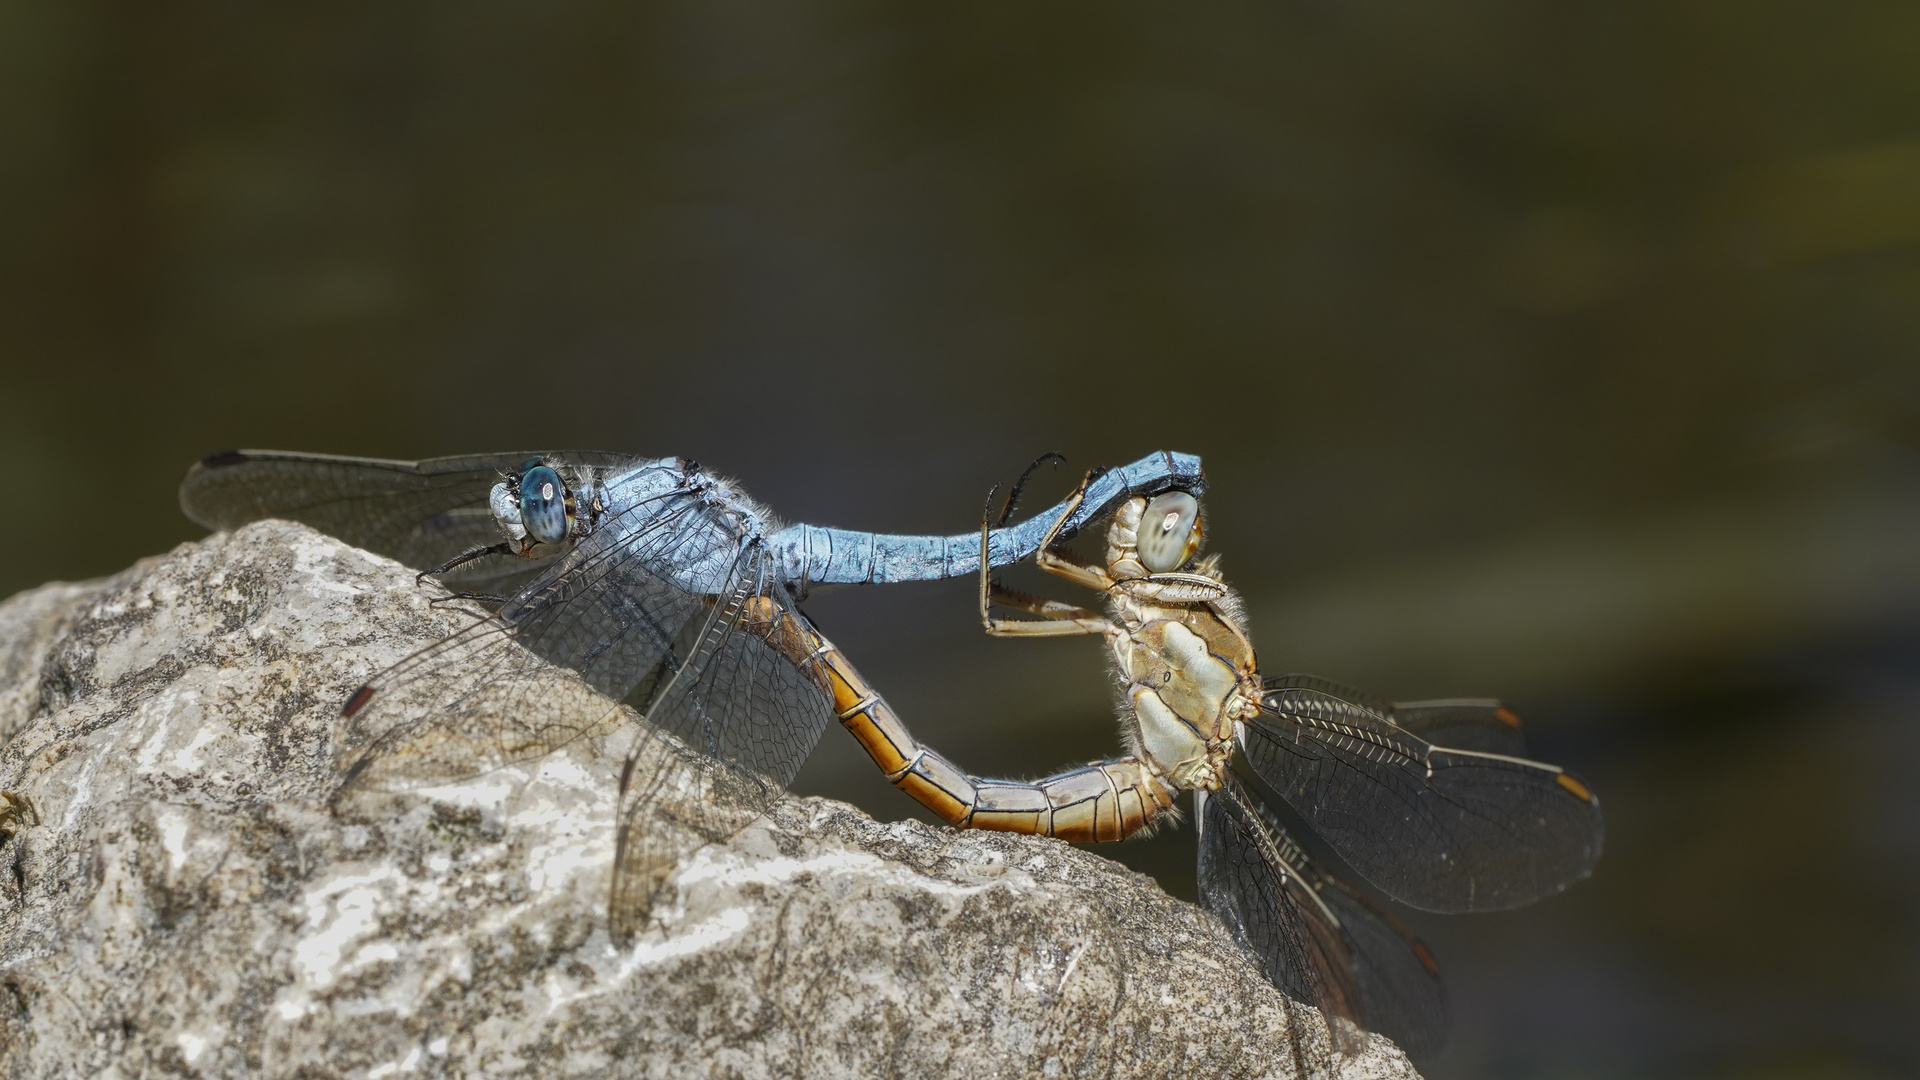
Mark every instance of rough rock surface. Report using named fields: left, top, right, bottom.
left=0, top=521, right=1419, bottom=1079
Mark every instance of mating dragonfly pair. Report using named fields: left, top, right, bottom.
left=180, top=448, right=1602, bottom=1061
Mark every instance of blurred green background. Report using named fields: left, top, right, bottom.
left=4, top=1, right=1918, bottom=1076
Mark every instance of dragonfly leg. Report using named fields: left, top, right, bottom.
left=1033, top=546, right=1113, bottom=592
left=416, top=541, right=517, bottom=584
left=1030, top=470, right=1117, bottom=592
left=990, top=452, right=1069, bottom=528
left=804, top=618, right=1174, bottom=841
left=427, top=591, right=510, bottom=607
left=980, top=582, right=1109, bottom=637
left=978, top=474, right=1114, bottom=635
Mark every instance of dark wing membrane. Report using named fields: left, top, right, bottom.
left=1198, top=778, right=1367, bottom=1057
left=1316, top=876, right=1448, bottom=1059
left=1201, top=776, right=1449, bottom=1060
left=334, top=467, right=737, bottom=792
left=1244, top=677, right=1603, bottom=913
left=178, top=449, right=635, bottom=579
left=1261, top=675, right=1395, bottom=714
left=609, top=543, right=835, bottom=939
left=1390, top=699, right=1531, bottom=758
left=1260, top=676, right=1530, bottom=758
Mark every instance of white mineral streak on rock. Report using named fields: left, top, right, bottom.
left=0, top=520, right=1420, bottom=1079
left=158, top=809, right=191, bottom=872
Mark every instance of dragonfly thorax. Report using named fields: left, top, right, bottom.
left=1111, top=597, right=1258, bottom=791
left=1101, top=494, right=1259, bottom=792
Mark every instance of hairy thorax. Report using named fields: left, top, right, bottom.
left=1108, top=590, right=1260, bottom=792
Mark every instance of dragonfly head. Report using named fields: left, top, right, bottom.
left=517, top=463, right=570, bottom=545
left=489, top=457, right=591, bottom=551
left=1106, top=491, right=1205, bottom=578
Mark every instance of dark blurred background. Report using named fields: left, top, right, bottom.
left=4, top=1, right=1918, bottom=1075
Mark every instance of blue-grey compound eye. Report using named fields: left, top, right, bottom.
left=518, top=465, right=569, bottom=545
left=1137, top=491, right=1201, bottom=573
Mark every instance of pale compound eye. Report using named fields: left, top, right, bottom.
left=519, top=464, right=570, bottom=545
left=1137, top=491, right=1201, bottom=572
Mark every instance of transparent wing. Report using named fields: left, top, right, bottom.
left=328, top=470, right=836, bottom=941
left=334, top=611, right=628, bottom=791
left=1259, top=676, right=1530, bottom=758
left=178, top=449, right=636, bottom=585
left=1316, top=874, right=1449, bottom=1059
left=1242, top=675, right=1604, bottom=913
left=333, top=470, right=739, bottom=792
left=1200, top=776, right=1450, bottom=1060
left=1392, top=704, right=1530, bottom=759
left=608, top=544, right=836, bottom=938
left=1198, top=776, right=1367, bottom=1056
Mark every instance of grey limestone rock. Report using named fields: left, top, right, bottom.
left=0, top=521, right=1419, bottom=1079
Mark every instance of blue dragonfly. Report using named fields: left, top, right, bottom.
left=180, top=449, right=1204, bottom=933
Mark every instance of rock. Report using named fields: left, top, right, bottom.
left=0, top=578, right=107, bottom=745
left=0, top=521, right=1419, bottom=1079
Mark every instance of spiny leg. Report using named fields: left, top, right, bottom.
left=978, top=473, right=1112, bottom=635
left=1029, top=469, right=1116, bottom=592
left=981, top=582, right=1109, bottom=637
left=428, top=591, right=511, bottom=607
left=1033, top=544, right=1114, bottom=593
left=987, top=583, right=1109, bottom=625
left=410, top=541, right=521, bottom=608
left=979, top=492, right=1104, bottom=635
left=416, top=541, right=517, bottom=586
left=992, top=451, right=1069, bottom=527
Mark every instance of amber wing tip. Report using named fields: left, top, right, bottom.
left=342, top=685, right=376, bottom=717
left=1555, top=772, right=1596, bottom=803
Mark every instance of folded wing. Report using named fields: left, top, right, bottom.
left=1198, top=776, right=1367, bottom=1056
left=1199, top=773, right=1451, bottom=1058
left=178, top=448, right=636, bottom=590
left=609, top=543, right=836, bottom=937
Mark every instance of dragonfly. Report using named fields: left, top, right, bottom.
left=178, top=447, right=1205, bottom=933
left=813, top=472, right=1606, bottom=1060
left=181, top=448, right=1600, bottom=1060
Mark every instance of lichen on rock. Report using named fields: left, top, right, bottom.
left=0, top=521, right=1418, bottom=1079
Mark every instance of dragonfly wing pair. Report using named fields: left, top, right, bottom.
left=179, top=450, right=634, bottom=591
left=1240, top=675, right=1605, bottom=914
left=608, top=546, right=835, bottom=934
left=183, top=450, right=835, bottom=935
left=1198, top=774, right=1448, bottom=1058
left=334, top=468, right=836, bottom=937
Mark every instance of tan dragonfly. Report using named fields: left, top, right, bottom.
left=813, top=468, right=1605, bottom=1058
